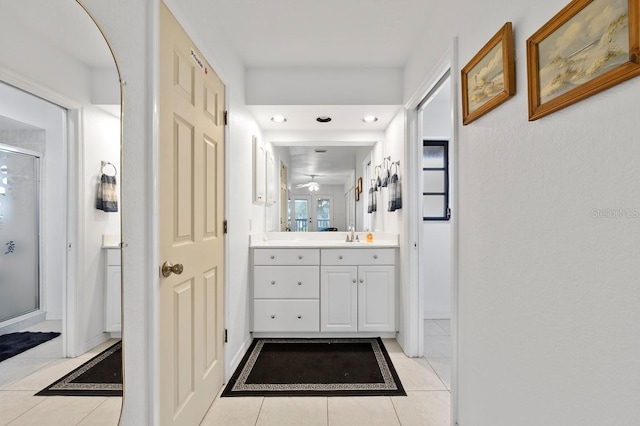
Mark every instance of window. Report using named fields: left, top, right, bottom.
left=422, top=140, right=450, bottom=220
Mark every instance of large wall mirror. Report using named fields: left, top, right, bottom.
left=270, top=143, right=374, bottom=232
left=0, top=0, right=123, bottom=416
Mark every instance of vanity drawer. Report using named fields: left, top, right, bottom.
left=254, top=266, right=319, bottom=299
left=254, top=249, right=320, bottom=265
left=321, top=248, right=395, bottom=266
left=253, top=300, right=320, bottom=332
left=105, top=248, right=121, bottom=266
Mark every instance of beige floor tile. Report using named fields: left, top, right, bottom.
left=328, top=396, right=399, bottom=426
left=201, top=396, right=263, bottom=426
left=391, top=357, right=447, bottom=391
left=2, top=357, right=89, bottom=391
left=14, top=336, right=63, bottom=360
left=77, top=397, right=123, bottom=426
left=0, top=391, right=45, bottom=424
left=392, top=391, right=450, bottom=426
left=0, top=358, right=57, bottom=387
left=381, top=338, right=405, bottom=358
left=423, top=335, right=451, bottom=358
left=426, top=358, right=451, bottom=390
left=424, top=320, right=448, bottom=336
left=256, top=397, right=327, bottom=426
left=434, top=320, right=450, bottom=335
left=7, top=396, right=106, bottom=426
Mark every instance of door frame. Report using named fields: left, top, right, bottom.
left=404, top=40, right=459, bottom=425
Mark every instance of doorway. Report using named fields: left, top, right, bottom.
left=290, top=194, right=334, bottom=231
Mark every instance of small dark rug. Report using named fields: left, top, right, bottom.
left=221, top=337, right=405, bottom=397
left=0, top=331, right=61, bottom=362
left=36, top=341, right=122, bottom=397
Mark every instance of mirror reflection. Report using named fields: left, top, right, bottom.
left=271, top=144, right=374, bottom=232
left=0, top=0, right=123, bottom=417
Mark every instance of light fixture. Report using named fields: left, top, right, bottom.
left=362, top=115, right=378, bottom=123
left=308, top=182, right=320, bottom=192
left=270, top=115, right=287, bottom=123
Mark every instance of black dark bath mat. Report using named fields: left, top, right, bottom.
left=36, top=341, right=122, bottom=397
left=0, top=331, right=61, bottom=362
left=222, top=337, right=405, bottom=397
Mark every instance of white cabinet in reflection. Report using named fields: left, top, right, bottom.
left=104, top=248, right=121, bottom=333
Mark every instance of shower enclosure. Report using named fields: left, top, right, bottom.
left=0, top=145, right=40, bottom=323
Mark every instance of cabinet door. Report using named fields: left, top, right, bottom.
left=321, top=266, right=357, bottom=332
left=105, top=265, right=122, bottom=332
left=358, top=266, right=395, bottom=332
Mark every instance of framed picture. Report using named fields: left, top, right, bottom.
left=461, top=22, right=516, bottom=125
left=527, top=0, right=640, bottom=121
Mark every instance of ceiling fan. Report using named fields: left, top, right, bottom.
left=296, top=174, right=320, bottom=192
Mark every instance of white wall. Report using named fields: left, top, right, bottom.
left=0, top=82, right=66, bottom=321
left=246, top=67, right=403, bottom=105
left=405, top=1, right=640, bottom=425
left=80, top=106, right=120, bottom=350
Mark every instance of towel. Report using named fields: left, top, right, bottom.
left=388, top=172, right=402, bottom=212
left=96, top=174, right=118, bottom=212
left=367, top=186, right=377, bottom=213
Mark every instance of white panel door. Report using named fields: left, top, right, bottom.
left=321, top=266, right=357, bottom=332
left=159, top=4, right=225, bottom=425
left=357, top=266, right=395, bottom=332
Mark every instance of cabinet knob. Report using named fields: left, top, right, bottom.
left=270, top=255, right=275, bottom=259
left=338, top=255, right=343, bottom=260
left=297, top=315, right=302, bottom=319
left=298, top=281, right=302, bottom=286
left=298, top=255, right=303, bottom=260
left=352, top=279, right=357, bottom=283
left=359, top=279, right=364, bottom=283
left=271, top=280, right=276, bottom=285
left=270, top=315, right=275, bottom=319
left=373, top=254, right=378, bottom=259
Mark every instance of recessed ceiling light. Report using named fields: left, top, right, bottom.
left=270, top=115, right=287, bottom=123
left=316, top=116, right=332, bottom=123
left=362, top=115, right=379, bottom=123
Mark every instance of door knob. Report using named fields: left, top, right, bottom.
left=161, top=261, right=184, bottom=277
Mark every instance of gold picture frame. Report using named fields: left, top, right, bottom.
left=527, top=0, right=640, bottom=121
left=461, top=22, right=516, bottom=125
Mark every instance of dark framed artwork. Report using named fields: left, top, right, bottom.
left=461, top=22, right=516, bottom=125
left=527, top=0, right=640, bottom=120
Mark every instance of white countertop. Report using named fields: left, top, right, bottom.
left=102, top=234, right=121, bottom=249
left=249, top=232, right=399, bottom=248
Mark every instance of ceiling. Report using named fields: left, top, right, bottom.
left=1, top=0, right=114, bottom=69
left=5, top=1, right=430, bottom=184
left=286, top=145, right=370, bottom=188
left=207, top=0, right=433, bottom=68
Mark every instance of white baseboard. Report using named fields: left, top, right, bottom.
left=46, top=313, right=62, bottom=321
left=226, top=334, right=253, bottom=381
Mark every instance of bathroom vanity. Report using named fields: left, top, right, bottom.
left=250, top=232, right=398, bottom=337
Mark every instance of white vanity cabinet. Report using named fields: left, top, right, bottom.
left=252, top=249, right=320, bottom=332
left=104, top=248, right=121, bottom=333
left=321, top=249, right=395, bottom=333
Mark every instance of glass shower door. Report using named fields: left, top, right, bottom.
left=0, top=147, right=40, bottom=323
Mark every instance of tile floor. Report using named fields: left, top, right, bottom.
left=0, top=320, right=451, bottom=425
left=0, top=321, right=122, bottom=425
